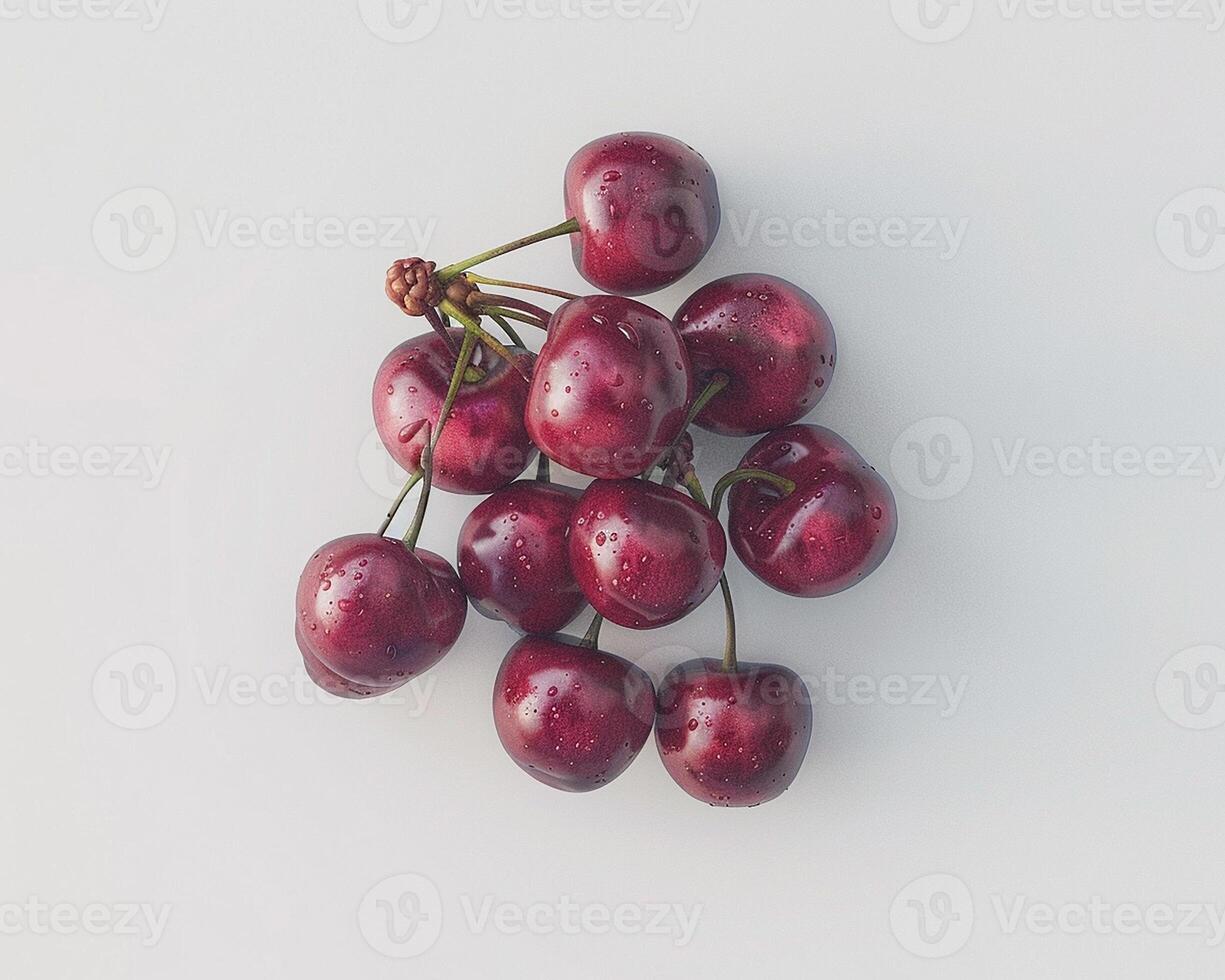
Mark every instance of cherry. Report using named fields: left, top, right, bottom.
left=295, top=534, right=467, bottom=697
left=655, top=658, right=813, bottom=807
left=525, top=294, right=693, bottom=479
left=564, top=132, right=720, bottom=296
left=492, top=630, right=656, bottom=792
left=727, top=425, right=897, bottom=597
left=675, top=274, right=837, bottom=436
left=373, top=328, right=536, bottom=495
left=568, top=479, right=725, bottom=630
left=457, top=478, right=587, bottom=635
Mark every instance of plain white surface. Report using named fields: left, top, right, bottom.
left=3, top=2, right=1224, bottom=976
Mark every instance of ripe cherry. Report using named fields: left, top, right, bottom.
left=655, top=658, right=813, bottom=807
left=295, top=534, right=467, bottom=698
left=564, top=132, right=721, bottom=296
left=525, top=294, right=693, bottom=479
left=568, top=479, right=725, bottom=630
left=727, top=425, right=897, bottom=597
left=457, top=478, right=587, bottom=635
left=373, top=328, right=536, bottom=495
left=675, top=274, right=836, bottom=436
left=492, top=629, right=656, bottom=792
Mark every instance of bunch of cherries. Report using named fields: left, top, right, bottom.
left=295, top=132, right=898, bottom=807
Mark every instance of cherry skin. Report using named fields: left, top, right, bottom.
left=525, top=294, right=693, bottom=479
left=565, top=132, right=720, bottom=296
left=374, top=328, right=536, bottom=495
left=295, top=534, right=466, bottom=697
left=727, top=425, right=897, bottom=597
left=656, top=658, right=813, bottom=807
left=675, top=273, right=837, bottom=436
left=492, top=634, right=656, bottom=792
left=457, top=480, right=587, bottom=635
left=568, top=479, right=726, bottom=630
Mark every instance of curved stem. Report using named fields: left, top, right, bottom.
left=710, top=468, right=796, bottom=518
left=580, top=612, right=604, bottom=650
left=464, top=273, right=578, bottom=301
left=436, top=218, right=580, bottom=283
left=403, top=424, right=434, bottom=551
left=439, top=299, right=531, bottom=383
left=471, top=293, right=554, bottom=325
left=680, top=471, right=737, bottom=672
left=382, top=329, right=478, bottom=539
left=488, top=312, right=525, bottom=348
left=479, top=307, right=548, bottom=332
left=651, top=372, right=729, bottom=474
left=423, top=304, right=460, bottom=358
left=535, top=452, right=551, bottom=483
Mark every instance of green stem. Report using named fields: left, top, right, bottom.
left=710, top=468, right=796, bottom=518
left=463, top=272, right=578, bottom=301
left=403, top=424, right=434, bottom=551
left=488, top=313, right=525, bottom=348
left=436, top=218, right=580, bottom=283
left=439, top=299, right=531, bottom=383
left=479, top=307, right=548, bottom=332
left=471, top=293, right=554, bottom=326
left=651, top=373, right=729, bottom=474
left=681, top=471, right=737, bottom=672
left=580, top=613, right=604, bottom=650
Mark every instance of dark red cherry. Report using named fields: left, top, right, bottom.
left=493, top=634, right=656, bottom=792
left=728, top=425, right=897, bottom=597
left=374, top=328, right=536, bottom=495
left=655, top=658, right=812, bottom=807
left=525, top=294, right=693, bottom=479
left=568, top=479, right=725, bottom=630
left=295, top=534, right=466, bottom=696
left=564, top=132, right=720, bottom=296
left=457, top=481, right=587, bottom=635
left=675, top=274, right=836, bottom=436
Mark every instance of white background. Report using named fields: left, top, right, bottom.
left=2, top=1, right=1224, bottom=976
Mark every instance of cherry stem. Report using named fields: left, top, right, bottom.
left=480, top=307, right=548, bottom=332
left=580, top=612, right=604, bottom=650
left=379, top=329, right=479, bottom=538
left=681, top=470, right=737, bottom=672
left=488, top=312, right=525, bottom=348
left=403, top=423, right=434, bottom=551
left=423, top=304, right=460, bottom=359
left=651, top=373, right=729, bottom=474
left=463, top=272, right=578, bottom=301
left=535, top=453, right=551, bottom=483
left=471, top=293, right=554, bottom=326
left=439, top=299, right=531, bottom=384
left=435, top=217, right=580, bottom=284
left=710, top=468, right=796, bottom=518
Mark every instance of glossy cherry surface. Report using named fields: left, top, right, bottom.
left=568, top=479, right=726, bottom=630
left=676, top=273, right=836, bottom=436
left=493, top=634, right=656, bottom=792
left=374, top=328, right=536, bottom=494
left=295, top=534, right=466, bottom=695
left=655, top=658, right=812, bottom=807
left=457, top=480, right=587, bottom=635
left=525, top=294, right=693, bottom=479
left=564, top=132, right=720, bottom=296
left=728, top=425, right=897, bottom=597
